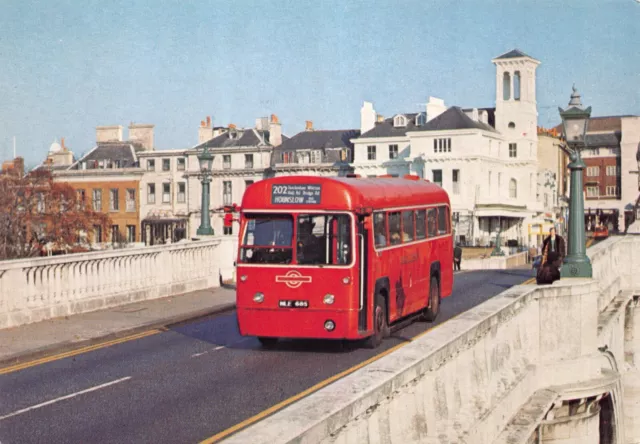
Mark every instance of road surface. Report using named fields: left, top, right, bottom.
left=0, top=267, right=534, bottom=444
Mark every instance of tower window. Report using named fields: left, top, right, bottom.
left=514, top=71, right=521, bottom=101
left=508, top=122, right=515, bottom=129
left=503, top=72, right=511, bottom=100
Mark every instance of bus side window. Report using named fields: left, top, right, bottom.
left=437, top=206, right=449, bottom=235
left=373, top=212, right=387, bottom=248
left=427, top=208, right=437, bottom=238
left=402, top=210, right=414, bottom=242
left=415, top=209, right=426, bottom=240
left=388, top=212, right=402, bottom=245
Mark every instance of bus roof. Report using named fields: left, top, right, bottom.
left=241, top=175, right=450, bottom=212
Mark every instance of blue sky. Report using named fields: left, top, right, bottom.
left=1, top=0, right=638, bottom=167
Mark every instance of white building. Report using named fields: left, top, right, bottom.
left=137, top=149, right=190, bottom=245
left=184, top=115, right=282, bottom=237
left=352, top=49, right=550, bottom=248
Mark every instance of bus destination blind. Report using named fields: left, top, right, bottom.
left=271, top=184, right=322, bottom=205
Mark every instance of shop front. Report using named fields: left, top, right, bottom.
left=585, top=208, right=620, bottom=233
left=142, top=210, right=189, bottom=246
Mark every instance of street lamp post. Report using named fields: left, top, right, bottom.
left=196, top=146, right=214, bottom=236
left=558, top=85, right=592, bottom=278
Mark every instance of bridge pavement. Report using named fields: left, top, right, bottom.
left=0, top=267, right=534, bottom=444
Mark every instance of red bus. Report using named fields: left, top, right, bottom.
left=235, top=175, right=453, bottom=348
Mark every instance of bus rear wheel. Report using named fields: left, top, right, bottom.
left=364, top=294, right=389, bottom=349
left=422, top=275, right=440, bottom=322
left=258, top=337, right=278, bottom=348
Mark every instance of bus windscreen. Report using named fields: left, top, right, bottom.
left=239, top=213, right=352, bottom=266
left=240, top=214, right=294, bottom=264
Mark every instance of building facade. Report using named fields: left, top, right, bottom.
left=185, top=115, right=281, bottom=237
left=271, top=121, right=357, bottom=177
left=352, top=49, right=547, bottom=248
left=45, top=125, right=149, bottom=244
left=553, top=115, right=640, bottom=233
left=137, top=149, right=190, bottom=245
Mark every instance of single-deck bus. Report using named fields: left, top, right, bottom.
left=235, top=175, right=453, bottom=348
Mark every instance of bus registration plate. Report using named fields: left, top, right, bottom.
left=279, top=300, right=309, bottom=308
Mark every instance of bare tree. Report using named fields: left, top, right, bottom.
left=0, top=170, right=111, bottom=260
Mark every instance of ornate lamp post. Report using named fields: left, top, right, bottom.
left=558, top=85, right=592, bottom=278
left=196, top=146, right=214, bottom=236
left=491, top=219, right=505, bottom=256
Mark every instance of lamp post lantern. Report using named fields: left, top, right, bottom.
left=558, top=85, right=592, bottom=278
left=196, top=146, right=214, bottom=236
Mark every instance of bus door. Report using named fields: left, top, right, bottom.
left=357, top=214, right=370, bottom=333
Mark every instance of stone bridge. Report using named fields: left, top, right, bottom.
left=221, top=235, right=640, bottom=444
left=0, top=235, right=638, bottom=443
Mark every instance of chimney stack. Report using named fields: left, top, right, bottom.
left=305, top=120, right=314, bottom=131
left=128, top=123, right=155, bottom=151
left=360, top=101, right=376, bottom=133
left=96, top=125, right=123, bottom=143
left=255, top=117, right=269, bottom=131
left=198, top=116, right=214, bottom=143
left=426, top=97, right=447, bottom=122
left=269, top=114, right=282, bottom=147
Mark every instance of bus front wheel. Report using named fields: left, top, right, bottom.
left=422, top=275, right=440, bottom=322
left=364, top=294, right=389, bottom=349
left=258, top=337, right=278, bottom=348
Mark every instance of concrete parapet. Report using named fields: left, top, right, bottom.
left=0, top=238, right=226, bottom=329
left=462, top=251, right=529, bottom=270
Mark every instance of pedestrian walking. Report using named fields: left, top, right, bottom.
left=541, top=226, right=565, bottom=266
left=453, top=244, right=462, bottom=271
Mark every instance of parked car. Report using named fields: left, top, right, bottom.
left=593, top=225, right=609, bottom=239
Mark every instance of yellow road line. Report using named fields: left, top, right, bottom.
left=0, top=329, right=162, bottom=375
left=201, top=274, right=537, bottom=442
left=200, top=318, right=455, bottom=443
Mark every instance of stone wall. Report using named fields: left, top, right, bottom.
left=222, top=235, right=640, bottom=444
left=462, top=251, right=529, bottom=270
left=0, top=238, right=223, bottom=329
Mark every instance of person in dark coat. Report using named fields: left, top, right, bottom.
left=536, top=251, right=561, bottom=285
left=453, top=244, right=462, bottom=271
left=541, top=227, right=566, bottom=264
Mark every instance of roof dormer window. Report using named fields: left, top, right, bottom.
left=393, top=115, right=407, bottom=127
left=415, top=113, right=426, bottom=126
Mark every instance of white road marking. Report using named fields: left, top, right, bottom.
left=0, top=377, right=131, bottom=421
left=191, top=340, right=250, bottom=358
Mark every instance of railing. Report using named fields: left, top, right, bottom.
left=0, top=239, right=222, bottom=329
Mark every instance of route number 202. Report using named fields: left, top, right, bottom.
left=273, top=185, right=288, bottom=194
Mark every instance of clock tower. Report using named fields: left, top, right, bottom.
left=492, top=49, right=541, bottom=161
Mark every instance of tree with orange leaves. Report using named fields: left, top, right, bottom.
left=0, top=169, right=111, bottom=260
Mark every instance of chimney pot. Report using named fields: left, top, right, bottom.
left=229, top=123, right=237, bottom=130
left=305, top=120, right=313, bottom=131
left=206, top=116, right=211, bottom=127
left=271, top=114, right=279, bottom=124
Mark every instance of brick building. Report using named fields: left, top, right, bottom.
left=556, top=115, right=640, bottom=233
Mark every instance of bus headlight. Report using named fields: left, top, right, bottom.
left=240, top=275, right=248, bottom=282
left=253, top=292, right=264, bottom=303
left=323, top=294, right=335, bottom=305
left=324, top=320, right=336, bottom=331
left=342, top=277, right=350, bottom=284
